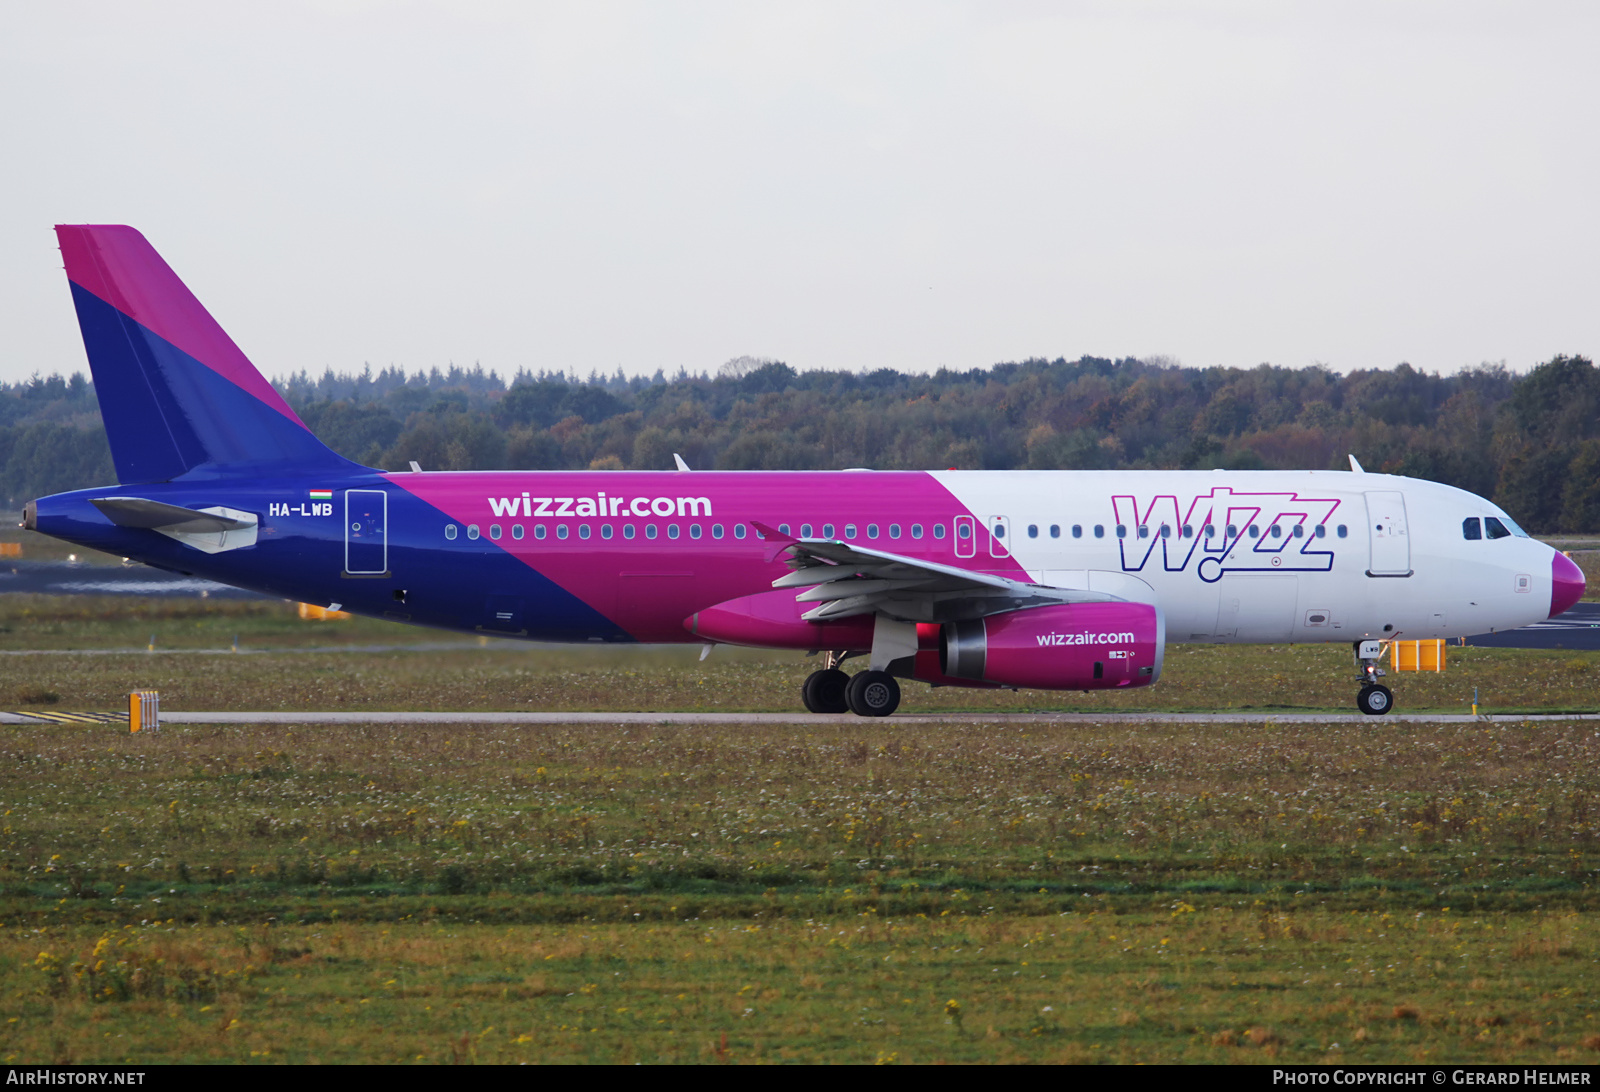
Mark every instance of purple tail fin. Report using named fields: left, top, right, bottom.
left=56, top=225, right=357, bottom=483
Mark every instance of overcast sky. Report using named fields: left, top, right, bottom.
left=3, top=1, right=1597, bottom=387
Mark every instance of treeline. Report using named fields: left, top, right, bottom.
left=2, top=355, right=1597, bottom=532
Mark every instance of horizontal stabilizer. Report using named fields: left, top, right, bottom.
left=93, top=497, right=253, bottom=533
left=91, top=497, right=258, bottom=554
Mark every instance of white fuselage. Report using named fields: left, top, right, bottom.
left=931, top=469, right=1557, bottom=643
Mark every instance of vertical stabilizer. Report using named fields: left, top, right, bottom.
left=56, top=225, right=357, bottom=483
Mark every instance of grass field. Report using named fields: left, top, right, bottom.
left=1, top=709, right=1599, bottom=1062
left=1, top=583, right=1599, bottom=1063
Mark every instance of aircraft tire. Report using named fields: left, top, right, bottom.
left=803, top=668, right=850, bottom=714
left=1357, top=684, right=1393, bottom=716
left=846, top=670, right=900, bottom=717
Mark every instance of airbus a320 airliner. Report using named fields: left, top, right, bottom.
left=25, top=226, right=1586, bottom=716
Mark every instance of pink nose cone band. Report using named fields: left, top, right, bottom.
left=1551, top=551, right=1586, bottom=618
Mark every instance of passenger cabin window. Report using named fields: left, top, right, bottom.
left=801, top=523, right=813, bottom=538
left=1050, top=524, right=1061, bottom=538
left=1027, top=524, right=1038, bottom=539
left=1336, top=525, right=1348, bottom=538
left=1070, top=525, right=1080, bottom=538
left=933, top=524, right=946, bottom=540
left=1314, top=525, right=1326, bottom=538
left=889, top=523, right=902, bottom=538
left=1094, top=525, right=1105, bottom=538
left=1463, top=517, right=1482, bottom=540
left=445, top=524, right=458, bottom=540
left=1485, top=517, right=1512, bottom=540
left=513, top=524, right=525, bottom=540
left=910, top=524, right=923, bottom=539
left=535, top=524, right=548, bottom=540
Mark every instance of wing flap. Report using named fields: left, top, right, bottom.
left=756, top=525, right=1119, bottom=623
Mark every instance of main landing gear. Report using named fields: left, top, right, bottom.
left=1354, top=640, right=1394, bottom=716
left=802, top=654, right=901, bottom=717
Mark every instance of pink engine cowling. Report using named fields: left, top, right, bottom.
left=936, top=602, right=1165, bottom=690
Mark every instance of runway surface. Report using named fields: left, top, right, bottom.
left=0, top=560, right=258, bottom=598
left=3, top=710, right=1597, bottom=725
left=1465, top=602, right=1600, bottom=648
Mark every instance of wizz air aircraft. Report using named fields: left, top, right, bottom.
left=26, top=226, right=1586, bottom=717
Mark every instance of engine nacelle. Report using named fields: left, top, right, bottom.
left=939, top=602, right=1165, bottom=690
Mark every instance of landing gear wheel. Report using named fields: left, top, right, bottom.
left=1357, top=684, right=1393, bottom=716
left=802, top=668, right=850, bottom=714
left=846, top=670, right=900, bottom=717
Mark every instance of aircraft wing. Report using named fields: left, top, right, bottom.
left=751, top=521, right=1118, bottom=624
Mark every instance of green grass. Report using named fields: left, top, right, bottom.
left=8, top=909, right=1600, bottom=1063
left=1, top=714, right=1600, bottom=1062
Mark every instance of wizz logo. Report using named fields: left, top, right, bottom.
left=1112, top=487, right=1341, bottom=583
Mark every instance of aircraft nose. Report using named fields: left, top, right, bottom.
left=1551, top=550, right=1585, bottom=618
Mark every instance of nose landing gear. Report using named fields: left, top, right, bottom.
left=1354, top=640, right=1394, bottom=715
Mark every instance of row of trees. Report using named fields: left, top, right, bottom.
left=1, top=355, right=1595, bottom=532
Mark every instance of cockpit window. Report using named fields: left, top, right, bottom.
left=1499, top=515, right=1530, bottom=538
left=1484, top=517, right=1512, bottom=540
left=1462, top=517, right=1482, bottom=541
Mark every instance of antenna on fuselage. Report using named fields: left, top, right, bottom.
left=673, top=453, right=691, bottom=471
left=1348, top=454, right=1365, bottom=473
